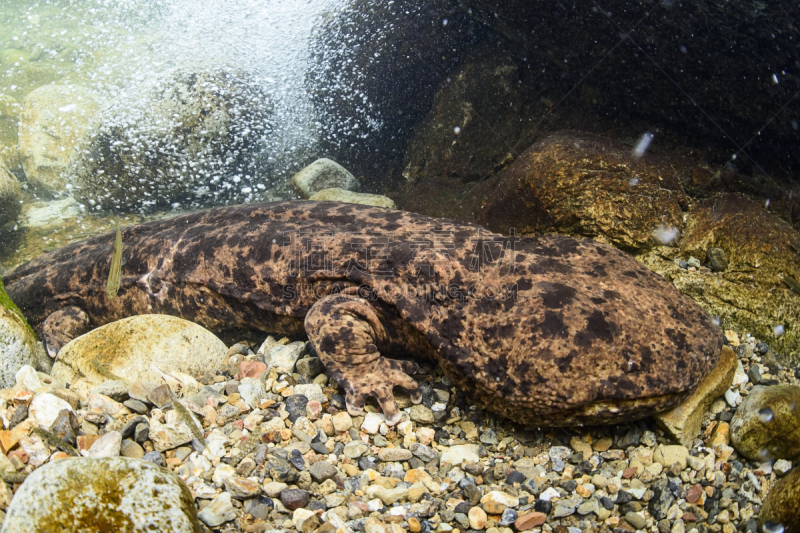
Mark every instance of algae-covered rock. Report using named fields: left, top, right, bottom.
left=759, top=466, right=800, bottom=533
left=479, top=131, right=687, bottom=252
left=309, top=188, right=395, bottom=209
left=292, top=158, right=359, bottom=199
left=51, top=314, right=227, bottom=387
left=638, top=193, right=800, bottom=357
left=730, top=385, right=800, bottom=461
left=18, top=84, right=101, bottom=195
left=69, top=67, right=273, bottom=212
left=0, top=278, right=38, bottom=388
left=1, top=457, right=202, bottom=532
left=0, top=159, right=21, bottom=226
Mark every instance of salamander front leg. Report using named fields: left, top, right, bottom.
left=41, top=306, right=89, bottom=357
left=304, top=294, right=422, bottom=425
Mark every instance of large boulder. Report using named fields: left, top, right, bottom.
left=68, top=67, right=273, bottom=212
left=0, top=159, right=21, bottom=226
left=479, top=131, right=687, bottom=252
left=0, top=279, right=39, bottom=388
left=311, top=0, right=800, bottom=191
left=638, top=193, right=800, bottom=357
left=759, top=466, right=800, bottom=533
left=730, top=385, right=800, bottom=461
left=1, top=457, right=203, bottom=532
left=18, top=84, right=100, bottom=195
left=308, top=0, right=491, bottom=188
left=51, top=314, right=227, bottom=387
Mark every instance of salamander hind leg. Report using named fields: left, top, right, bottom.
left=304, top=294, right=422, bottom=425
left=41, top=306, right=90, bottom=358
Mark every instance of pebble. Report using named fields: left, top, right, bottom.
left=198, top=492, right=237, bottom=527
left=0, top=331, right=781, bottom=533
left=86, top=430, right=121, bottom=458
left=625, top=511, right=647, bottom=529
left=378, top=448, right=413, bottom=462
left=280, top=488, right=310, bottom=510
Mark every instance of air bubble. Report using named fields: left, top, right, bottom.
left=454, top=126, right=461, bottom=134
left=763, top=522, right=784, bottom=533
left=774, top=324, right=785, bottom=337
left=758, top=407, right=774, bottom=422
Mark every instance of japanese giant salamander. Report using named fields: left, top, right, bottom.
left=3, top=201, right=722, bottom=425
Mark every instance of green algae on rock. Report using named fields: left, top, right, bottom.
left=479, top=131, right=687, bottom=253
left=730, top=385, right=800, bottom=461
left=759, top=465, right=800, bottom=533
left=638, top=192, right=800, bottom=358
left=0, top=457, right=202, bottom=533
left=0, top=276, right=40, bottom=387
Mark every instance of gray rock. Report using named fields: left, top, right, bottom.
left=90, top=380, right=129, bottom=402
left=309, top=188, right=396, bottom=209
left=1, top=457, right=201, bottom=532
left=409, top=404, right=434, bottom=423
left=291, top=158, right=359, bottom=199
left=377, top=448, right=413, bottom=462
left=0, top=159, right=21, bottom=226
left=198, top=492, right=237, bottom=527
left=309, top=460, right=338, bottom=482
left=70, top=67, right=273, bottom=212
left=706, top=247, right=728, bottom=272
left=625, top=511, right=646, bottom=530
left=409, top=443, right=438, bottom=463
left=295, top=357, right=326, bottom=379
left=19, top=84, right=100, bottom=195
left=343, top=441, right=369, bottom=459
left=0, top=301, right=39, bottom=388
left=123, top=399, right=149, bottom=414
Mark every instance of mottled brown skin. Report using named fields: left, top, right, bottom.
left=3, top=201, right=722, bottom=426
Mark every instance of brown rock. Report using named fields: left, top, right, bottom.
left=515, top=512, right=547, bottom=531
left=686, top=484, right=704, bottom=504
left=235, top=361, right=267, bottom=380
left=0, top=430, right=19, bottom=454
left=77, top=434, right=100, bottom=453
left=479, top=131, right=687, bottom=252
left=656, top=345, right=736, bottom=446
left=622, top=467, right=638, bottom=479
left=640, top=193, right=800, bottom=355
left=482, top=501, right=506, bottom=515
left=759, top=466, right=800, bottom=533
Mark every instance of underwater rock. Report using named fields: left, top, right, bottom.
left=656, top=345, right=736, bottom=446
left=1, top=456, right=202, bottom=532
left=308, top=0, right=488, bottom=188
left=292, top=158, right=359, bottom=199
left=638, top=193, right=800, bottom=356
left=51, top=314, right=227, bottom=387
left=479, top=131, right=687, bottom=252
left=68, top=67, right=273, bottom=212
left=309, top=188, right=395, bottom=209
left=759, top=465, right=800, bottom=533
left=396, top=53, right=537, bottom=221
left=18, top=84, right=100, bottom=196
left=730, top=384, right=800, bottom=461
left=705, top=247, right=728, bottom=272
left=0, top=280, right=38, bottom=388
left=0, top=159, right=21, bottom=226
